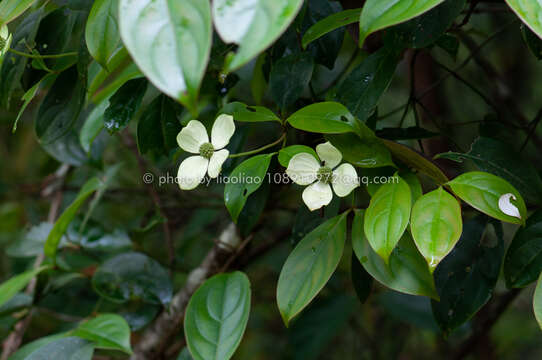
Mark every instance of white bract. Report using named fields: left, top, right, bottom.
left=286, top=142, right=359, bottom=211
left=176, top=114, right=235, bottom=190
left=498, top=193, right=521, bottom=219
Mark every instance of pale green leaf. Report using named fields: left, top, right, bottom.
left=0, top=265, right=51, bottom=308
left=505, top=0, right=542, bottom=39
left=0, top=0, right=37, bottom=25
left=72, top=314, right=132, bottom=354
left=85, top=0, right=120, bottom=69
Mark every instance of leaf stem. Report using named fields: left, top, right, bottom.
left=229, top=133, right=286, bottom=158
left=8, top=48, right=78, bottom=59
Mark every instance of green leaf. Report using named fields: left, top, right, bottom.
left=383, top=139, right=449, bottom=184
left=326, top=129, right=394, bottom=168
left=44, top=177, right=103, bottom=260
left=351, top=253, right=373, bottom=304
left=137, top=95, right=182, bottom=155
left=504, top=210, right=542, bottom=288
left=119, top=0, right=212, bottom=103
left=72, top=314, right=132, bottom=354
left=352, top=210, right=438, bottom=299
left=8, top=334, right=69, bottom=360
left=410, top=187, right=463, bottom=272
left=12, top=73, right=56, bottom=133
left=20, top=337, right=93, bottom=360
left=269, top=52, right=314, bottom=110
left=431, top=217, right=504, bottom=333
left=0, top=265, right=51, bottom=308
left=0, top=0, right=36, bottom=25
left=250, top=53, right=267, bottom=104
left=436, top=137, right=542, bottom=205
left=0, top=293, right=32, bottom=316
left=278, top=145, right=318, bottom=168
left=277, top=212, right=348, bottom=326
left=522, top=24, right=542, bottom=60
left=364, top=175, right=412, bottom=262
left=220, top=102, right=281, bottom=123
left=213, top=0, right=305, bottom=71
left=359, top=0, right=446, bottom=47
left=184, top=272, right=251, bottom=360
left=92, top=252, right=172, bottom=305
left=289, top=197, right=341, bottom=246
left=35, top=66, right=85, bottom=145
left=302, top=8, right=361, bottom=49
left=224, top=154, right=274, bottom=223
left=287, top=102, right=356, bottom=134
left=378, top=292, right=438, bottom=331
left=7, top=222, right=67, bottom=258
left=402, top=171, right=422, bottom=205
left=505, top=0, right=542, bottom=39
left=85, top=0, right=120, bottom=69
left=80, top=98, right=109, bottom=153
left=448, top=171, right=527, bottom=225
left=177, top=348, right=193, bottom=360
left=335, top=48, right=398, bottom=122
left=103, top=78, right=147, bottom=134
left=534, top=273, right=542, bottom=329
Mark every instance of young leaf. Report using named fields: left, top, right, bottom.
left=269, top=52, right=314, bottom=110
left=431, top=217, right=504, bottom=333
left=72, top=314, right=132, bottom=354
left=92, top=252, right=172, bottom=305
left=534, top=272, right=542, bottom=330
left=212, top=0, right=305, bottom=71
left=137, top=95, right=182, bottom=155
left=364, top=175, right=412, bottom=263
left=302, top=8, right=361, bottom=49
left=410, top=187, right=463, bottom=272
left=448, top=171, right=527, bottom=225
left=358, top=0, right=446, bottom=47
left=184, top=272, right=251, bottom=360
left=504, top=210, right=542, bottom=288
left=335, top=48, right=398, bottom=122
left=103, top=78, right=147, bottom=134
left=0, top=265, right=51, bottom=308
left=44, top=178, right=103, bottom=261
left=505, top=0, right=542, bottom=39
left=85, top=0, right=120, bottom=69
left=119, top=0, right=212, bottom=103
left=224, top=154, right=274, bottom=223
left=0, top=0, right=37, bottom=26
left=278, top=145, right=318, bottom=168
left=277, top=212, right=348, bottom=326
left=352, top=210, right=438, bottom=299
left=287, top=102, right=356, bottom=134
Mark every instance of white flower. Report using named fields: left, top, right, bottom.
left=176, top=114, right=235, bottom=190
left=286, top=142, right=359, bottom=211
left=498, top=193, right=521, bottom=219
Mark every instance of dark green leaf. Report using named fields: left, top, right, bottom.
left=0, top=293, right=32, bottom=316
left=0, top=0, right=37, bottom=25
left=92, top=252, right=172, bottom=305
left=177, top=348, right=193, bottom=360
left=7, top=222, right=67, bottom=258
left=351, top=253, right=373, bottom=304
left=289, top=197, right=340, bottom=245
left=378, top=292, right=439, bottom=331
left=287, top=102, right=356, bottom=133
left=431, top=217, right=504, bottom=333
left=352, top=210, right=438, bottom=299
left=85, top=0, right=120, bottom=68
left=137, top=95, right=182, bottom=155
left=72, top=314, right=132, bottom=354
left=327, top=130, right=394, bottom=168
left=224, top=154, right=274, bottom=223
left=277, top=212, right=348, bottom=325
left=220, top=102, right=281, bottom=123
left=522, top=24, right=542, bottom=60
left=302, top=9, right=360, bottom=50
left=103, top=78, right=147, bottom=134
left=237, top=180, right=270, bottom=238
left=80, top=98, right=109, bottom=153
left=504, top=210, right=542, bottom=288
left=184, top=272, right=251, bottom=360
left=335, top=48, right=398, bottom=122
left=269, top=52, right=314, bottom=109
left=24, top=337, right=93, bottom=360
left=436, top=34, right=460, bottom=59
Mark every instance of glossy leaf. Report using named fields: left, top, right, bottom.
left=431, top=217, right=504, bottom=333
left=402, top=171, right=422, bottom=205
left=352, top=210, right=438, bottom=299
left=72, top=314, right=132, bottom=354
left=534, top=273, right=542, bottom=329
left=213, top=0, right=305, bottom=71
left=269, top=52, right=314, bottom=110
left=184, top=272, right=251, bottom=360
left=364, top=175, right=412, bottom=262
left=383, top=139, right=449, bottom=184
left=436, top=137, right=542, bottom=205
left=504, top=210, right=542, bottom=288
left=505, top=0, right=542, bottom=39
left=359, top=0, right=446, bottom=47
left=277, top=212, right=348, bottom=326
left=92, top=252, right=172, bottom=305
left=335, top=48, right=398, bottom=122
left=327, top=131, right=394, bottom=168
left=119, top=0, right=212, bottom=102
left=287, top=102, right=356, bottom=134
left=103, top=78, right=147, bottom=134
left=220, top=102, right=281, bottom=123
left=0, top=265, right=51, bottom=308
left=80, top=98, right=109, bottom=153
left=137, top=95, right=182, bottom=155
left=278, top=145, right=318, bottom=168
left=0, top=0, right=36, bottom=25
left=85, top=0, right=120, bottom=68
left=302, top=9, right=361, bottom=49
left=410, top=187, right=463, bottom=272
left=448, top=171, right=527, bottom=225
left=224, top=154, right=274, bottom=223
left=44, top=177, right=103, bottom=260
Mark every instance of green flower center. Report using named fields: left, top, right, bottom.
left=317, top=166, right=333, bottom=184
left=199, top=142, right=214, bottom=159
